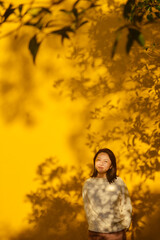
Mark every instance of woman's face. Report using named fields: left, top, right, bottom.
left=95, top=152, right=112, bottom=174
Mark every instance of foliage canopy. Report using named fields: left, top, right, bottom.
left=0, top=0, right=160, bottom=62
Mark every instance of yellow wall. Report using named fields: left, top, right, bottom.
left=0, top=30, right=89, bottom=238
left=0, top=1, right=160, bottom=240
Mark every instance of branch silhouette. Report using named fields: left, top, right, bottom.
left=0, top=0, right=159, bottom=61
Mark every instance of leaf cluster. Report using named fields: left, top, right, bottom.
left=0, top=0, right=159, bottom=60
left=112, top=0, right=160, bottom=57
left=124, top=0, right=160, bottom=23
left=0, top=0, right=97, bottom=62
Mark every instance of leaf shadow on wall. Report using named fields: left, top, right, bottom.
left=10, top=157, right=89, bottom=240
left=0, top=33, right=42, bottom=126
left=9, top=157, right=160, bottom=240
left=131, top=183, right=160, bottom=240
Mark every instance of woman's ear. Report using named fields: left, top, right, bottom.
left=110, top=165, right=112, bottom=169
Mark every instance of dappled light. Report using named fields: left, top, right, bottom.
left=82, top=177, right=132, bottom=232
left=0, top=33, right=41, bottom=126
left=131, top=184, right=160, bottom=240
left=9, top=157, right=89, bottom=240
left=0, top=0, right=159, bottom=240
left=7, top=157, right=160, bottom=240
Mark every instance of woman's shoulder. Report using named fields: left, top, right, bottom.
left=83, top=177, right=92, bottom=184
left=115, top=176, right=126, bottom=185
left=82, top=178, right=92, bottom=190
left=83, top=177, right=96, bottom=187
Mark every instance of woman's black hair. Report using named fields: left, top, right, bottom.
left=91, top=148, right=117, bottom=183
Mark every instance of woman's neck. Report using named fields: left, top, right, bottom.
left=96, top=173, right=107, bottom=178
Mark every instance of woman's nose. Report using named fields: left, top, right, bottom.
left=99, top=163, right=104, bottom=166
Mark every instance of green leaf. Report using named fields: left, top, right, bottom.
left=155, top=12, right=160, bottom=17
left=129, top=15, right=132, bottom=21
left=26, top=7, right=41, bottom=17
left=155, top=5, right=160, bottom=11
left=28, top=35, right=41, bottom=63
left=3, top=4, right=15, bottom=22
left=137, top=33, right=145, bottom=46
left=24, top=18, right=43, bottom=30
left=123, top=0, right=136, bottom=19
left=138, top=2, right=144, bottom=8
left=147, top=13, right=153, bottom=21
left=148, top=7, right=152, bottom=12
left=145, top=5, right=150, bottom=10
left=27, top=7, right=51, bottom=17
left=126, top=37, right=134, bottom=54
left=126, top=28, right=141, bottom=53
left=114, top=26, right=144, bottom=55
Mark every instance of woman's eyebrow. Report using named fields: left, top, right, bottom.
left=97, top=158, right=108, bottom=160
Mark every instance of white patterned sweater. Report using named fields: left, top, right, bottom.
left=82, top=177, right=132, bottom=233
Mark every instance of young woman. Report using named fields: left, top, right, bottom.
left=82, top=148, right=132, bottom=240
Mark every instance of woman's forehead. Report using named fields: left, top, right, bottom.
left=97, top=152, right=109, bottom=158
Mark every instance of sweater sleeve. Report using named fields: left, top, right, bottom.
left=82, top=180, right=91, bottom=212
left=119, top=179, right=132, bottom=231
left=82, top=181, right=87, bottom=200
left=82, top=180, right=90, bottom=219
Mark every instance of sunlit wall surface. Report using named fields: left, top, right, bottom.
left=0, top=0, right=160, bottom=240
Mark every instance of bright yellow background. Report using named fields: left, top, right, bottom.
left=0, top=1, right=160, bottom=240
left=0, top=32, right=88, bottom=239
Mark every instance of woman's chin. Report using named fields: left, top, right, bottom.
left=97, top=169, right=106, bottom=174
